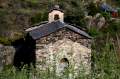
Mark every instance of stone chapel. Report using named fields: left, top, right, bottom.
left=25, top=5, right=92, bottom=74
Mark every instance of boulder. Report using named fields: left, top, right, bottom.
left=0, top=44, right=15, bottom=71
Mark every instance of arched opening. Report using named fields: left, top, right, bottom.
left=54, top=14, right=60, bottom=20
left=60, top=58, right=69, bottom=65
left=58, top=58, right=69, bottom=73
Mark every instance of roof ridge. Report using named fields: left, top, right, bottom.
left=26, top=21, right=92, bottom=39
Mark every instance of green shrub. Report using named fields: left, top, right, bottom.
left=87, top=2, right=100, bottom=16
left=31, top=12, right=48, bottom=24
left=0, top=9, right=8, bottom=17
left=24, top=0, right=39, bottom=4
left=116, top=0, right=120, bottom=4
left=88, top=27, right=102, bottom=37
left=101, top=12, right=111, bottom=22
left=103, top=21, right=120, bottom=36
left=0, top=32, right=23, bottom=45
left=0, top=37, right=11, bottom=45
left=17, top=9, right=32, bottom=14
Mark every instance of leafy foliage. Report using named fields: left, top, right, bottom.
left=87, top=2, right=100, bottom=16
left=102, top=21, right=120, bottom=36
left=88, top=27, right=102, bottom=37
left=0, top=37, right=11, bottom=45
left=116, top=0, right=120, bottom=4
left=101, top=12, right=111, bottom=22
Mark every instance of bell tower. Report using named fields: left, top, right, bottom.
left=48, top=5, right=64, bottom=23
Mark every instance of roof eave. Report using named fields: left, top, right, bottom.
left=65, top=24, right=92, bottom=39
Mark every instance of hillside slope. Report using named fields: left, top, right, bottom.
left=0, top=0, right=87, bottom=45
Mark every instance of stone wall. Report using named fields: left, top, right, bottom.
left=35, top=28, right=91, bottom=74
left=47, top=39, right=91, bottom=75
left=36, top=28, right=91, bottom=48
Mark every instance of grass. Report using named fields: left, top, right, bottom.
left=0, top=9, right=8, bottom=17
left=88, top=27, right=102, bottom=37
left=0, top=37, right=12, bottom=45
left=25, top=0, right=40, bottom=4
left=0, top=37, right=120, bottom=79
left=91, top=38, right=120, bottom=79
left=0, top=32, right=24, bottom=45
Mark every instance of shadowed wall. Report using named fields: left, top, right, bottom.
left=13, top=34, right=36, bottom=69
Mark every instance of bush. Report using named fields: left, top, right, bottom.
left=0, top=32, right=24, bottom=45
left=103, top=21, right=120, bottom=36
left=101, top=12, right=111, bottom=22
left=0, top=37, right=11, bottom=45
left=0, top=9, right=8, bottom=17
left=88, top=27, right=102, bottom=37
left=87, top=2, right=100, bottom=16
left=31, top=12, right=48, bottom=25
left=24, top=0, right=39, bottom=4
left=116, top=0, right=120, bottom=4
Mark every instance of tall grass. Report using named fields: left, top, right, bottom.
left=0, top=38, right=120, bottom=79
left=91, top=39, right=120, bottom=79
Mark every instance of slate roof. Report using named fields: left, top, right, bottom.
left=26, top=20, right=92, bottom=40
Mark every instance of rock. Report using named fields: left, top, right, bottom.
left=85, top=15, right=93, bottom=29
left=0, top=44, right=15, bottom=71
left=85, top=13, right=106, bottom=29
left=0, top=44, right=3, bottom=48
left=97, top=16, right=106, bottom=29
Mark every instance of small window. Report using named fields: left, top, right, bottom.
left=54, top=14, right=60, bottom=20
